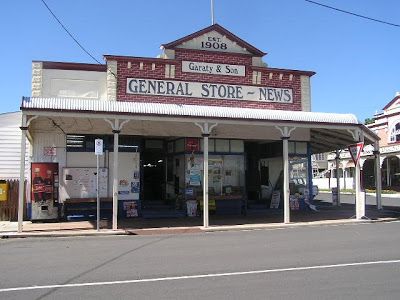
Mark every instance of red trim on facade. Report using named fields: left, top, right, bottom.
left=161, top=24, right=266, bottom=56
left=383, top=95, right=400, bottom=110
left=38, top=61, right=107, bottom=72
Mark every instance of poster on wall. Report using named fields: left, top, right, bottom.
left=123, top=201, right=139, bottom=217
left=31, top=162, right=59, bottom=220
left=63, top=168, right=108, bottom=199
left=189, top=169, right=201, bottom=186
left=116, top=153, right=140, bottom=200
left=187, top=154, right=202, bottom=186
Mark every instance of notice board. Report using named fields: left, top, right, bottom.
left=63, top=168, right=108, bottom=199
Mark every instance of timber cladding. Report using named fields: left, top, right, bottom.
left=0, top=180, right=27, bottom=221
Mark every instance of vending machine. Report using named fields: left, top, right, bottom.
left=31, top=162, right=59, bottom=220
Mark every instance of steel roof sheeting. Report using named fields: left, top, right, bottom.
left=21, top=97, right=360, bottom=125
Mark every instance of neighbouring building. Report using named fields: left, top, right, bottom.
left=0, top=112, right=30, bottom=180
left=17, top=24, right=379, bottom=231
left=323, top=92, right=400, bottom=191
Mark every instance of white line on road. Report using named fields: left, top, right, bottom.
left=1, top=259, right=400, bottom=293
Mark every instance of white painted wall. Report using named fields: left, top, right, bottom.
left=313, top=178, right=354, bottom=190
left=109, top=152, right=140, bottom=201
left=0, top=112, right=30, bottom=180
left=41, top=69, right=107, bottom=100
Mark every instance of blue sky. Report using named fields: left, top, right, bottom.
left=1, top=0, right=399, bottom=122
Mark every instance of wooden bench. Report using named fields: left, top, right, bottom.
left=63, top=198, right=113, bottom=219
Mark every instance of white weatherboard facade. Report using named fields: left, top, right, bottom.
left=0, top=112, right=30, bottom=180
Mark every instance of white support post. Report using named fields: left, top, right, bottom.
left=112, top=119, right=120, bottom=230
left=386, top=159, right=391, bottom=187
left=355, top=133, right=365, bottom=220
left=17, top=115, right=28, bottom=233
left=105, top=118, right=130, bottom=231
left=374, top=142, right=382, bottom=210
left=195, top=122, right=217, bottom=229
left=203, top=132, right=209, bottom=228
left=275, top=126, right=296, bottom=224
left=335, top=150, right=341, bottom=206
left=282, top=136, right=290, bottom=224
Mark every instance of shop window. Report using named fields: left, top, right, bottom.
left=296, top=142, right=307, bottom=155
left=200, top=139, right=215, bottom=152
left=66, top=135, right=85, bottom=150
left=175, top=139, right=185, bottom=152
left=230, top=140, right=244, bottom=152
left=289, top=141, right=307, bottom=155
left=114, top=136, right=140, bottom=152
left=66, top=134, right=109, bottom=152
left=215, top=139, right=230, bottom=152
left=288, top=142, right=295, bottom=154
left=145, top=139, right=163, bottom=149
left=167, top=141, right=174, bottom=153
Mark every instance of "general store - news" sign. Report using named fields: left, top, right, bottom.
left=126, top=78, right=293, bottom=103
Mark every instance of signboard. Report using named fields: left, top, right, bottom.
left=332, top=187, right=338, bottom=206
left=348, top=142, right=364, bottom=165
left=176, top=30, right=252, bottom=55
left=126, top=78, right=293, bottom=103
left=270, top=191, right=280, bottom=209
left=186, top=138, right=200, bottom=152
left=182, top=61, right=245, bottom=77
left=94, top=139, right=103, bottom=155
left=43, top=147, right=56, bottom=156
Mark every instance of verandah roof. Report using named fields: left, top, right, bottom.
left=20, top=97, right=379, bottom=153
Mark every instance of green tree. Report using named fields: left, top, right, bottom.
left=364, top=118, right=374, bottom=125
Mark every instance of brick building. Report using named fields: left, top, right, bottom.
left=17, top=24, right=379, bottom=231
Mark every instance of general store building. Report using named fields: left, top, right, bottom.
left=17, top=24, right=381, bottom=231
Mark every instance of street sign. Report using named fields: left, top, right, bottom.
left=348, top=142, right=364, bottom=165
left=95, top=139, right=103, bottom=155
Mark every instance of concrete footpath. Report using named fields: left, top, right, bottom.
left=1, top=202, right=400, bottom=238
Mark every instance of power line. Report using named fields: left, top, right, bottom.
left=305, top=0, right=400, bottom=28
left=40, top=0, right=102, bottom=64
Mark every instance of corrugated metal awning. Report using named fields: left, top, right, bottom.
left=21, top=97, right=360, bottom=125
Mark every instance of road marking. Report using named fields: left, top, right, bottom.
left=1, top=259, right=400, bottom=293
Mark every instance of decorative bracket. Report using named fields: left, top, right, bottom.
left=104, top=118, right=130, bottom=132
left=195, top=122, right=218, bottom=135
left=275, top=126, right=296, bottom=138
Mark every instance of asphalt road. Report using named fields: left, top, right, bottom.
left=316, top=192, right=400, bottom=207
left=1, top=221, right=400, bottom=299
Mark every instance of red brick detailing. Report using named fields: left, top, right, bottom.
left=112, top=48, right=306, bottom=111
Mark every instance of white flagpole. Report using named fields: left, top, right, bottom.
left=211, top=0, right=215, bottom=25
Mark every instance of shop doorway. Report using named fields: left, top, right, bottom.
left=141, top=140, right=166, bottom=206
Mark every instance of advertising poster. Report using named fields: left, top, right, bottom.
left=123, top=201, right=139, bottom=218
left=31, top=162, right=59, bottom=220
